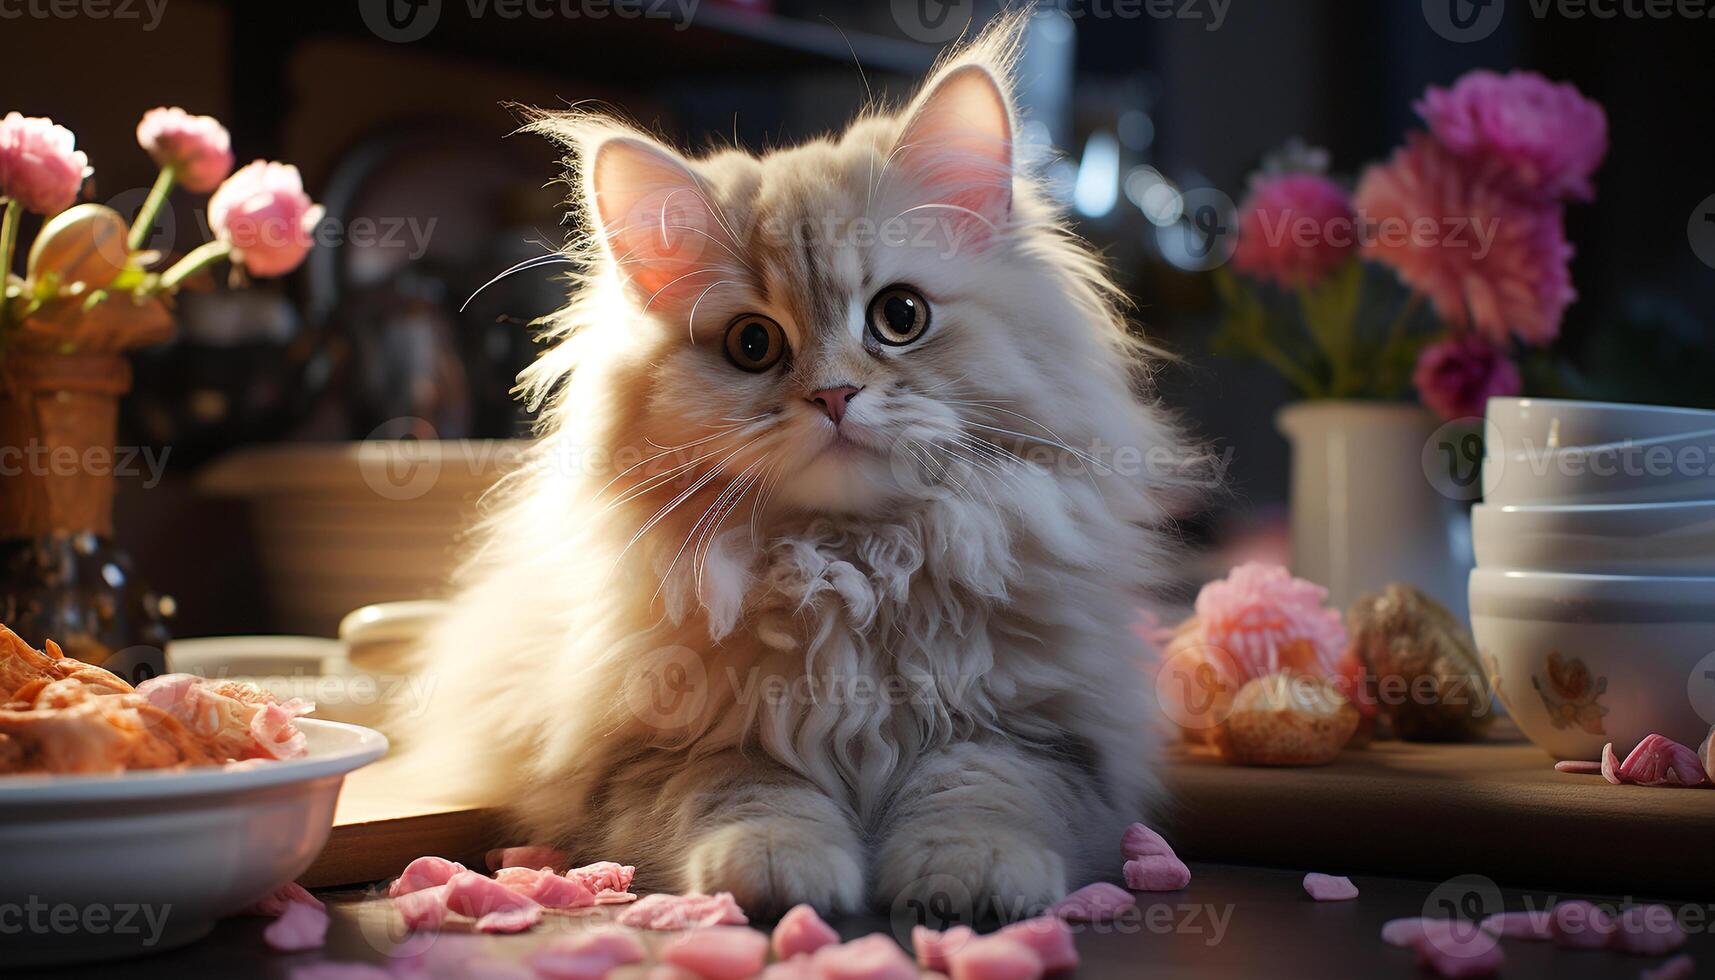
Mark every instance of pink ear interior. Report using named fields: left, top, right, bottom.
left=891, top=64, right=1015, bottom=243
left=590, top=137, right=738, bottom=305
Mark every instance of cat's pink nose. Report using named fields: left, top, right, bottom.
left=807, top=385, right=861, bottom=424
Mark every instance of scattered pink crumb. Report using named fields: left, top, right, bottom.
left=1120, top=822, right=1174, bottom=861
left=1554, top=759, right=1603, bottom=775
left=1123, top=854, right=1191, bottom=891
left=1618, top=734, right=1710, bottom=787
left=594, top=889, right=639, bottom=905
left=264, top=900, right=329, bottom=952
left=1550, top=900, right=1616, bottom=949
left=947, top=935, right=1045, bottom=980
left=617, top=892, right=748, bottom=930
left=913, top=925, right=977, bottom=971
left=1302, top=873, right=1358, bottom=902
left=567, top=861, right=636, bottom=895
left=1612, top=905, right=1687, bottom=956
left=395, top=883, right=451, bottom=931
left=486, top=845, right=569, bottom=872
left=1383, top=919, right=1503, bottom=978
left=1479, top=910, right=1552, bottom=940
left=1049, top=882, right=1136, bottom=923
left=389, top=856, right=467, bottom=898
left=492, top=867, right=596, bottom=910
left=1642, top=953, right=1696, bottom=980
left=659, top=925, right=770, bottom=980
left=772, top=903, right=840, bottom=960
left=996, top=916, right=1079, bottom=972
left=810, top=933, right=918, bottom=980
left=529, top=928, right=648, bottom=979
left=242, top=881, right=326, bottom=917
left=1602, top=743, right=1622, bottom=784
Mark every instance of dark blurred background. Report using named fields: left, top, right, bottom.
left=4, top=0, right=1712, bottom=636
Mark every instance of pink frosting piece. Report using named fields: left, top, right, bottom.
left=395, top=883, right=451, bottom=931
left=1550, top=900, right=1616, bottom=949
left=1643, top=954, right=1697, bottom=980
left=474, top=905, right=544, bottom=934
left=389, top=856, right=466, bottom=898
left=913, top=925, right=977, bottom=971
left=772, top=903, right=840, bottom=960
left=1120, top=822, right=1175, bottom=861
left=492, top=867, right=596, bottom=910
left=1618, top=734, right=1710, bottom=787
left=1302, top=873, right=1358, bottom=902
left=529, top=928, right=648, bottom=979
left=617, top=892, right=748, bottom=930
left=567, top=861, right=636, bottom=894
left=1553, top=759, right=1602, bottom=775
left=1601, top=742, right=1622, bottom=784
left=443, top=871, right=538, bottom=918
left=660, top=926, right=770, bottom=980
left=1048, top=882, right=1136, bottom=922
left=1479, top=910, right=1552, bottom=940
left=263, top=900, right=329, bottom=952
left=242, top=881, right=325, bottom=917
left=810, top=934, right=919, bottom=980
left=1383, top=919, right=1503, bottom=978
left=996, top=916, right=1079, bottom=973
left=1123, top=855, right=1191, bottom=891
left=487, top=846, right=569, bottom=872
left=948, top=935, right=1045, bottom=980
left=594, top=890, right=639, bottom=905
left=1613, top=905, right=1687, bottom=956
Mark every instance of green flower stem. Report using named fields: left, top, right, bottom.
left=127, top=167, right=177, bottom=252
left=1253, top=334, right=1325, bottom=398
left=1385, top=291, right=1425, bottom=352
left=158, top=239, right=231, bottom=292
left=1, top=197, right=21, bottom=334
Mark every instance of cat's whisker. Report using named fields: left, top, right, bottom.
left=640, top=266, right=728, bottom=315
left=611, top=440, right=754, bottom=576
left=960, top=421, right=1114, bottom=474
left=889, top=202, right=996, bottom=233
left=458, top=253, right=575, bottom=312
left=687, top=278, right=740, bottom=342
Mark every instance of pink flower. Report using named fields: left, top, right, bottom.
left=1354, top=133, right=1574, bottom=346
left=1231, top=172, right=1355, bottom=288
left=208, top=161, right=323, bottom=278
left=1412, top=333, right=1522, bottom=421
left=0, top=112, right=90, bottom=216
left=136, top=107, right=234, bottom=193
left=1191, top=562, right=1349, bottom=681
left=1416, top=70, right=1607, bottom=203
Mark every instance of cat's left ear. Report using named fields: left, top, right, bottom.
left=890, top=61, right=1016, bottom=243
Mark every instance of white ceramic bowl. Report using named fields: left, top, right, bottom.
left=0, top=719, right=386, bottom=966
left=1472, top=500, right=1715, bottom=576
left=1468, top=568, right=1715, bottom=759
left=1487, top=397, right=1715, bottom=453
left=1481, top=426, right=1715, bottom=506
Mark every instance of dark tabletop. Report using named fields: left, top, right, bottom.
left=32, top=863, right=1705, bottom=979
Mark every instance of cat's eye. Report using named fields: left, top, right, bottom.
left=867, top=285, right=931, bottom=347
left=723, top=314, right=786, bottom=372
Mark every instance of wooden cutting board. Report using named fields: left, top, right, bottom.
left=302, top=756, right=501, bottom=888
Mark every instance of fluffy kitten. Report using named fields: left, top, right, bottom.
left=405, top=17, right=1204, bottom=920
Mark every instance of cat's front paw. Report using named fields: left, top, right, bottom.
left=875, top=825, right=1068, bottom=923
left=684, top=817, right=865, bottom=917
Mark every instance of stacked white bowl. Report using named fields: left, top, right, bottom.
left=1470, top=397, right=1715, bottom=759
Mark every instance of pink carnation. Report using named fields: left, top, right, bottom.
left=1231, top=172, right=1355, bottom=288
left=1191, top=562, right=1348, bottom=681
left=1354, top=133, right=1574, bottom=346
left=137, top=107, right=234, bottom=193
left=1413, top=333, right=1522, bottom=421
left=209, top=160, right=323, bottom=278
left=0, top=112, right=90, bottom=216
left=1416, top=70, right=1607, bottom=203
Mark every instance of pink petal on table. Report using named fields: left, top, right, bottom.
left=617, top=892, right=748, bottom=930
left=443, top=871, right=540, bottom=920
left=1049, top=883, right=1136, bottom=923
left=1602, top=743, right=1622, bottom=784
left=948, top=935, right=1046, bottom=980
left=1387, top=920, right=1502, bottom=978
left=389, top=856, right=467, bottom=898
left=1302, top=873, right=1358, bottom=901
left=1380, top=918, right=1428, bottom=948
left=1612, top=905, right=1687, bottom=956
left=1554, top=760, right=1603, bottom=775
left=772, top=903, right=840, bottom=960
left=810, top=934, right=918, bottom=980
left=1123, top=855, right=1191, bottom=891
left=997, top=915, right=1079, bottom=972
left=759, top=957, right=819, bottom=980
left=566, top=861, right=636, bottom=894
left=913, top=925, right=977, bottom=971
left=242, top=881, right=326, bottom=917
left=264, top=900, right=329, bottom=952
left=594, top=890, right=639, bottom=905
left=1701, top=726, right=1715, bottom=783
left=492, top=867, right=595, bottom=910
left=647, top=967, right=709, bottom=980
left=1642, top=954, right=1696, bottom=980
left=1120, top=822, right=1175, bottom=861
left=1550, top=900, right=1616, bottom=949
left=1618, top=734, right=1709, bottom=787
left=287, top=964, right=394, bottom=980
left=660, top=925, right=770, bottom=980
left=1479, top=910, right=1552, bottom=940
left=486, top=846, right=569, bottom=872
left=529, top=927, right=648, bottom=979
left=394, top=883, right=451, bottom=931
left=474, top=905, right=543, bottom=934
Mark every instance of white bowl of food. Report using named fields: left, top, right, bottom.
left=1481, top=426, right=1715, bottom=506
left=1487, top=397, right=1715, bottom=453
left=1468, top=568, right=1715, bottom=760
left=1472, top=500, right=1715, bottom=576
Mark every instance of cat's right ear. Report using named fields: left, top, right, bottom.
left=582, top=134, right=742, bottom=308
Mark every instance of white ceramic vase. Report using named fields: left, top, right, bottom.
left=1276, top=401, right=1471, bottom=621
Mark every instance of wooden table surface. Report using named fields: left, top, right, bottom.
left=38, top=863, right=1707, bottom=979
